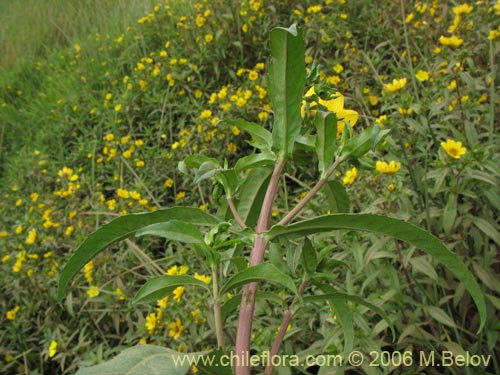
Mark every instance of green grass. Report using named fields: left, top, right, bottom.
left=0, top=0, right=154, bottom=67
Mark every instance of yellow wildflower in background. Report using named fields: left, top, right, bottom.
left=145, top=312, right=158, bottom=334
left=342, top=167, right=358, bottom=185
left=441, top=139, right=467, bottom=159
left=6, top=306, right=20, bottom=320
left=376, top=160, right=401, bottom=174
left=168, top=319, right=184, bottom=340
left=194, top=273, right=211, bottom=284
left=86, top=286, right=100, bottom=298
left=166, top=265, right=189, bottom=275
left=83, top=260, right=94, bottom=283
left=49, top=341, right=58, bottom=358
left=452, top=3, right=473, bottom=15
left=173, top=286, right=184, bottom=302
left=384, top=78, right=407, bottom=92
left=25, top=229, right=37, bottom=245
left=415, top=70, right=430, bottom=82
left=439, top=35, right=464, bottom=47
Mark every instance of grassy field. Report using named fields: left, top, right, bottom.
left=1, top=0, right=499, bottom=374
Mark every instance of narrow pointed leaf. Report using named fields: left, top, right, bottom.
left=58, top=207, right=220, bottom=304
left=136, top=220, right=204, bottom=244
left=194, top=161, right=221, bottom=184
left=134, top=275, right=210, bottom=304
left=267, top=213, right=486, bottom=332
left=237, top=167, right=273, bottom=227
left=304, top=292, right=394, bottom=354
left=302, top=237, right=318, bottom=274
left=221, top=291, right=284, bottom=322
left=75, top=345, right=197, bottom=375
left=220, top=119, right=272, bottom=150
left=268, top=24, right=306, bottom=158
left=323, top=180, right=350, bottom=213
left=220, top=262, right=298, bottom=295
left=314, top=111, right=337, bottom=177
left=234, top=152, right=276, bottom=174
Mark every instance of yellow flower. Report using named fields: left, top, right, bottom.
left=194, top=273, right=211, bottom=284
left=384, top=78, right=407, bottom=92
left=248, top=70, right=259, bottom=81
left=168, top=319, right=184, bottom=340
left=6, top=306, right=20, bottom=320
left=173, top=286, right=184, bottom=302
left=175, top=191, right=186, bottom=201
left=200, top=109, right=212, bottom=119
left=49, top=341, right=58, bottom=358
left=301, top=87, right=358, bottom=137
left=166, top=265, right=189, bottom=275
left=164, top=178, right=174, bottom=188
left=376, top=115, right=388, bottom=126
left=86, top=286, right=100, bottom=298
left=115, top=288, right=126, bottom=301
left=83, top=260, right=94, bottom=283
left=452, top=3, right=473, bottom=15
left=157, top=296, right=168, bottom=308
left=488, top=30, right=500, bottom=40
left=342, top=167, right=358, bottom=185
left=25, top=229, right=37, bottom=245
left=376, top=160, right=402, bottom=174
left=415, top=70, right=430, bottom=82
left=441, top=139, right=467, bottom=159
left=0, top=230, right=8, bottom=238
left=227, top=143, right=238, bottom=153
left=333, top=64, right=344, bottom=73
left=145, top=312, right=158, bottom=334
left=439, top=35, right=464, bottom=47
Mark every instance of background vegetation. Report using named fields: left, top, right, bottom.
left=0, top=0, right=499, bottom=374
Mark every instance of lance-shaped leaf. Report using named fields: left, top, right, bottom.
left=220, top=262, right=298, bottom=295
left=304, top=292, right=394, bottom=355
left=268, top=24, right=306, bottom=159
left=57, top=207, right=220, bottom=304
left=74, top=345, right=198, bottom=375
left=266, top=213, right=487, bottom=332
left=323, top=180, right=350, bottom=213
left=136, top=220, right=205, bottom=244
left=134, top=275, right=211, bottom=304
left=314, top=110, right=337, bottom=177
left=219, top=119, right=272, bottom=151
left=237, top=166, right=273, bottom=227
left=234, top=152, right=276, bottom=174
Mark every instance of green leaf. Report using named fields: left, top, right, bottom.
left=136, top=220, right=205, bottom=244
left=237, top=167, right=272, bottom=227
left=268, top=24, right=306, bottom=159
left=234, top=152, right=276, bottom=174
left=75, top=345, right=196, bottom=375
left=196, top=348, right=233, bottom=375
left=342, top=125, right=387, bottom=159
left=442, top=194, right=457, bottom=235
left=194, top=161, right=222, bottom=184
left=219, top=119, right=272, bottom=151
left=57, top=207, right=220, bottom=304
left=424, top=306, right=456, bottom=328
left=323, top=180, right=349, bottom=213
left=220, top=262, right=298, bottom=295
left=304, top=292, right=395, bottom=346
left=301, top=237, right=318, bottom=274
left=472, top=216, right=500, bottom=246
left=266, top=213, right=486, bottom=332
left=134, top=275, right=210, bottom=304
left=314, top=111, right=337, bottom=177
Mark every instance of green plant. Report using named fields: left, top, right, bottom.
left=56, top=24, right=486, bottom=375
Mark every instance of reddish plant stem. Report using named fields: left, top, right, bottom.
left=228, top=196, right=247, bottom=229
left=264, top=279, right=308, bottom=375
left=279, top=157, right=342, bottom=226
left=235, top=161, right=285, bottom=375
